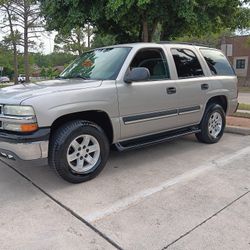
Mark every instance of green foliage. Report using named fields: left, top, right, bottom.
left=54, top=27, right=89, bottom=55
left=40, top=0, right=250, bottom=43
left=40, top=67, right=47, bottom=77
left=0, top=43, right=75, bottom=78
left=32, top=52, right=76, bottom=68
left=91, top=33, right=117, bottom=48
left=175, top=29, right=233, bottom=48
left=0, top=43, right=14, bottom=78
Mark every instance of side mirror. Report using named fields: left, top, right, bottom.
left=124, top=67, right=150, bottom=83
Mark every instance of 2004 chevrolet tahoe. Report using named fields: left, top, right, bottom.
left=0, top=43, right=238, bottom=183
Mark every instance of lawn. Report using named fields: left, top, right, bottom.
left=239, top=87, right=250, bottom=93
left=238, top=103, right=250, bottom=111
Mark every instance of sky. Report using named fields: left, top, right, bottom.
left=37, top=31, right=57, bottom=54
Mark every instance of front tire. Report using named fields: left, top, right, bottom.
left=196, top=103, right=226, bottom=144
left=49, top=120, right=110, bottom=183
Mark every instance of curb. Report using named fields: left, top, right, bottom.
left=225, top=125, right=250, bottom=135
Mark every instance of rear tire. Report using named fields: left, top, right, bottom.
left=196, top=103, right=226, bottom=144
left=49, top=120, right=110, bottom=183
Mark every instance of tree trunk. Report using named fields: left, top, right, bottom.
left=142, top=20, right=149, bottom=42
left=6, top=6, right=18, bottom=84
left=23, top=2, right=29, bottom=83
left=13, top=44, right=18, bottom=85
left=87, top=22, right=91, bottom=48
left=148, top=20, right=158, bottom=42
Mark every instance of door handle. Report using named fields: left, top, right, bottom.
left=201, top=83, right=209, bottom=90
left=167, top=87, right=176, bottom=94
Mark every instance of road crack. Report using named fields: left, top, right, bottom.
left=161, top=190, right=250, bottom=249
left=0, top=159, right=123, bottom=250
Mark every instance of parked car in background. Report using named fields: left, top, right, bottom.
left=18, top=74, right=26, bottom=83
left=0, top=43, right=238, bottom=183
left=0, top=76, right=10, bottom=83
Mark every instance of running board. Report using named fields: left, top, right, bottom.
left=115, top=126, right=200, bottom=151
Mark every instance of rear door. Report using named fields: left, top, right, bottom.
left=168, top=46, right=210, bottom=127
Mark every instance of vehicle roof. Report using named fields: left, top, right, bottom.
left=101, top=42, right=217, bottom=50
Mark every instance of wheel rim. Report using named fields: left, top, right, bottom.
left=67, top=134, right=100, bottom=173
left=208, top=111, right=223, bottom=139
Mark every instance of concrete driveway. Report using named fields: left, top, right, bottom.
left=238, top=92, right=250, bottom=104
left=0, top=133, right=250, bottom=250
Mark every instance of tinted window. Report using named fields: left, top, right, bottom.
left=171, top=48, right=204, bottom=78
left=200, top=49, right=235, bottom=76
left=130, top=49, right=170, bottom=80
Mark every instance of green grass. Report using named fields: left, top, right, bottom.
left=238, top=103, right=250, bottom=111
left=232, top=112, right=250, bottom=119
left=239, top=87, right=250, bottom=93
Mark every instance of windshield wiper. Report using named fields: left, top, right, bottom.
left=73, top=75, right=90, bottom=80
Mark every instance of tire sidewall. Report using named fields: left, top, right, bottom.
left=51, top=121, right=109, bottom=183
left=203, top=104, right=226, bottom=143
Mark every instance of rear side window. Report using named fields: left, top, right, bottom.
left=171, top=48, right=204, bottom=78
left=200, top=49, right=235, bottom=76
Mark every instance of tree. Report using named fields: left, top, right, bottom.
left=40, top=66, right=46, bottom=77
left=0, top=0, right=20, bottom=84
left=54, top=26, right=90, bottom=55
left=9, top=0, right=44, bottom=83
left=91, top=33, right=117, bottom=48
left=175, top=29, right=234, bottom=48
left=32, top=52, right=76, bottom=68
left=0, top=42, right=14, bottom=78
left=40, top=0, right=250, bottom=44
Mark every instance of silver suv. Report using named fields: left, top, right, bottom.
left=0, top=43, right=238, bottom=183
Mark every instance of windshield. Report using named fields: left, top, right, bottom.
left=60, top=47, right=131, bottom=80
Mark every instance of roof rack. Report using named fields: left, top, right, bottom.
left=158, top=41, right=213, bottom=47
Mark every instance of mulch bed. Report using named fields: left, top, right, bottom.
left=227, top=116, right=250, bottom=128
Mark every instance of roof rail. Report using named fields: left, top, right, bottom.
left=158, top=41, right=213, bottom=47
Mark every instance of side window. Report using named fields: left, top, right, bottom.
left=171, top=48, right=204, bottom=78
left=200, top=49, right=235, bottom=76
left=130, top=49, right=170, bottom=80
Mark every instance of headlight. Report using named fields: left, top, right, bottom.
left=1, top=105, right=38, bottom=132
left=3, top=105, right=35, bottom=116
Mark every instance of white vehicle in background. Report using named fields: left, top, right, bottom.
left=18, top=74, right=26, bottom=83
left=0, top=76, right=10, bottom=83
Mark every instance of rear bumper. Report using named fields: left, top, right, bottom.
left=0, top=128, right=50, bottom=161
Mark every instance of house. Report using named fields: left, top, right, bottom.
left=221, top=35, right=250, bottom=86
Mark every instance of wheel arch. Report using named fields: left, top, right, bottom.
left=205, top=95, right=228, bottom=114
left=50, top=110, right=114, bottom=144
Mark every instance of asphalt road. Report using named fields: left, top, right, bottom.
left=0, top=133, right=250, bottom=250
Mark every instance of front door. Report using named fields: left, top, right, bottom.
left=116, top=47, right=180, bottom=140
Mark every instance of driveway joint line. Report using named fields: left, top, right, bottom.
left=86, top=146, right=250, bottom=222
left=161, top=190, right=250, bottom=249
left=0, top=159, right=123, bottom=250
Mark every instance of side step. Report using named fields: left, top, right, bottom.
left=115, top=126, right=200, bottom=151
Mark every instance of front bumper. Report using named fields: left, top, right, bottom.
left=0, top=128, right=50, bottom=161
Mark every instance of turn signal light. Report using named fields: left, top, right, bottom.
left=20, top=123, right=38, bottom=132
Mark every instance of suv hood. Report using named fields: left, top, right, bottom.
left=0, top=79, right=102, bottom=104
